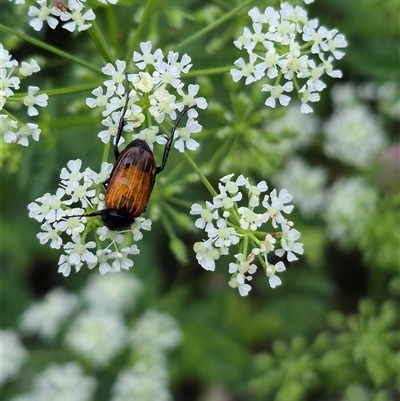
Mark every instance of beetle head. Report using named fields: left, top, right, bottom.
left=99, top=209, right=135, bottom=231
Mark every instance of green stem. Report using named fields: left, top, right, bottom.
left=169, top=196, right=194, bottom=210
left=10, top=83, right=99, bottom=99
left=183, top=152, right=217, bottom=198
left=102, top=141, right=111, bottom=164
left=86, top=19, right=115, bottom=64
left=160, top=203, right=177, bottom=239
left=0, top=24, right=102, bottom=74
left=105, top=6, right=119, bottom=56
left=174, top=0, right=253, bottom=50
left=125, top=0, right=157, bottom=65
left=185, top=66, right=232, bottom=77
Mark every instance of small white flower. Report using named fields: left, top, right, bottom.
left=228, top=274, right=252, bottom=296
left=149, top=87, right=177, bottom=123
left=193, top=241, right=220, bottom=271
left=94, top=248, right=112, bottom=274
left=20, top=58, right=41, bottom=76
left=176, top=84, right=207, bottom=117
left=23, top=86, right=48, bottom=116
left=275, top=227, right=304, bottom=262
left=190, top=201, right=218, bottom=232
left=37, top=221, right=63, bottom=249
left=0, top=44, right=17, bottom=68
left=322, top=29, right=348, bottom=60
left=58, top=253, right=75, bottom=277
left=174, top=118, right=201, bottom=152
left=302, top=25, right=329, bottom=55
left=133, top=41, right=163, bottom=70
left=262, top=81, right=293, bottom=108
left=64, top=236, right=96, bottom=267
left=130, top=218, right=152, bottom=241
left=131, top=126, right=160, bottom=150
left=263, top=188, right=294, bottom=228
left=238, top=206, right=268, bottom=230
left=110, top=245, right=139, bottom=273
left=57, top=209, right=86, bottom=236
left=102, top=60, right=127, bottom=95
left=208, top=219, right=240, bottom=248
left=60, top=4, right=96, bottom=32
left=229, top=253, right=257, bottom=276
left=166, top=50, right=192, bottom=74
left=153, top=61, right=182, bottom=89
left=28, top=188, right=66, bottom=222
left=135, top=71, right=154, bottom=93
left=230, top=53, right=265, bottom=85
left=60, top=159, right=84, bottom=183
left=266, top=261, right=286, bottom=288
left=28, top=0, right=60, bottom=31
left=86, top=86, right=113, bottom=109
left=6, top=122, right=41, bottom=146
left=299, top=84, right=320, bottom=113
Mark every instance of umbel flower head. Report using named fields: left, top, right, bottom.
left=191, top=174, right=304, bottom=296
left=28, top=43, right=207, bottom=277
left=231, top=2, right=347, bottom=113
left=1, top=44, right=47, bottom=146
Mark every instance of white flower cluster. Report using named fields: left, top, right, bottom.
left=191, top=174, right=304, bottom=296
left=130, top=310, right=182, bottom=360
left=9, top=274, right=179, bottom=401
left=86, top=42, right=207, bottom=153
left=323, top=84, right=388, bottom=169
left=28, top=43, right=206, bottom=276
left=273, top=158, right=328, bottom=218
left=11, top=362, right=97, bottom=401
left=65, top=310, right=128, bottom=367
left=1, top=44, right=47, bottom=146
left=231, top=3, right=347, bottom=113
left=11, top=0, right=99, bottom=33
left=111, top=362, right=171, bottom=401
left=265, top=102, right=320, bottom=154
left=324, top=177, right=378, bottom=244
left=111, top=310, right=182, bottom=401
left=0, top=329, right=28, bottom=386
left=82, top=272, right=142, bottom=313
left=20, top=288, right=79, bottom=341
left=28, top=159, right=150, bottom=276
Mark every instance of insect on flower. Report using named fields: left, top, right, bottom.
left=49, top=0, right=68, bottom=12
left=69, top=77, right=197, bottom=231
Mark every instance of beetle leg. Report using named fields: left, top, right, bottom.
left=114, top=74, right=131, bottom=160
left=102, top=178, right=110, bottom=190
left=156, top=104, right=198, bottom=175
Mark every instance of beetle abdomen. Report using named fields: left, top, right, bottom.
left=105, top=139, right=156, bottom=217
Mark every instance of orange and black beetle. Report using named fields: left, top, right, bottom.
left=85, top=79, right=196, bottom=230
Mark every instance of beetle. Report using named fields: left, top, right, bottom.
left=82, top=79, right=196, bottom=230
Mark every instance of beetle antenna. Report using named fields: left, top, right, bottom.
left=52, top=210, right=104, bottom=225
left=114, top=74, right=131, bottom=160
left=156, top=104, right=198, bottom=174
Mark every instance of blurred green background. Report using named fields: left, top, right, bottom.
left=1, top=0, right=399, bottom=400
